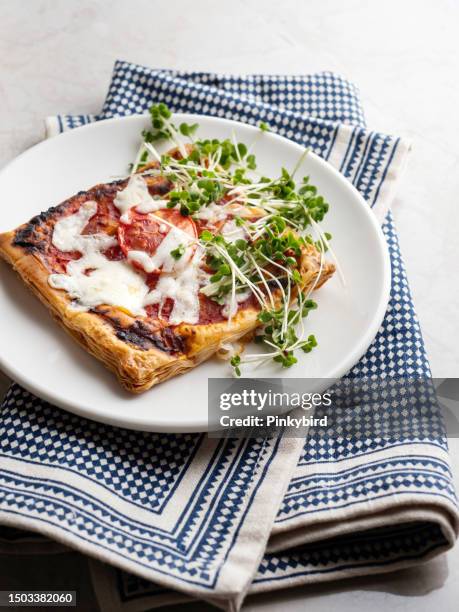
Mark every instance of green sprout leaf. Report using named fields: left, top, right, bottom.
left=170, top=244, right=185, bottom=260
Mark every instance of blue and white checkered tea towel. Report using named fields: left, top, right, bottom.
left=0, top=61, right=457, bottom=611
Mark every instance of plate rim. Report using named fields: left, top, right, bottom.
left=0, top=113, right=391, bottom=432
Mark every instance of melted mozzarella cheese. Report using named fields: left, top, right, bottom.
left=221, top=219, right=247, bottom=244
left=194, top=202, right=228, bottom=224
left=145, top=249, right=209, bottom=325
left=48, top=202, right=208, bottom=323
left=47, top=186, right=245, bottom=325
left=48, top=201, right=150, bottom=316
left=114, top=174, right=168, bottom=222
left=49, top=254, right=151, bottom=315
left=51, top=203, right=90, bottom=251
left=127, top=226, right=195, bottom=273
left=135, top=198, right=169, bottom=215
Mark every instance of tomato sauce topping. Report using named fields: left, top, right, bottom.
left=118, top=208, right=197, bottom=273
left=39, top=174, right=257, bottom=325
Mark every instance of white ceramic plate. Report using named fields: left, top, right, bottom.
left=0, top=114, right=390, bottom=432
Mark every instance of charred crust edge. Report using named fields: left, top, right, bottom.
left=13, top=206, right=60, bottom=252
left=11, top=180, right=126, bottom=252
left=98, top=315, right=185, bottom=355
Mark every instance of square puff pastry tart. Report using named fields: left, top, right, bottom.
left=0, top=166, right=335, bottom=394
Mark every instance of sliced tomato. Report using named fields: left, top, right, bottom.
left=82, top=199, right=120, bottom=236
left=118, top=208, right=197, bottom=273
left=145, top=298, right=174, bottom=322
left=103, top=244, right=125, bottom=261
left=48, top=247, right=82, bottom=273
left=197, top=294, right=226, bottom=324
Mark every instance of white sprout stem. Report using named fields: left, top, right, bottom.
left=143, top=141, right=162, bottom=163
left=162, top=117, right=188, bottom=158
left=131, top=142, right=146, bottom=175
left=291, top=148, right=310, bottom=178
left=226, top=179, right=275, bottom=197
left=258, top=265, right=287, bottom=301
left=231, top=129, right=243, bottom=163
left=207, top=147, right=223, bottom=171
left=308, top=214, right=346, bottom=287
left=249, top=213, right=275, bottom=227
left=287, top=289, right=305, bottom=329
left=258, top=251, right=293, bottom=277
left=239, top=348, right=282, bottom=362
left=282, top=276, right=292, bottom=338
left=288, top=293, right=308, bottom=352
left=212, top=244, right=267, bottom=308
left=202, top=268, right=289, bottom=299
left=247, top=254, right=275, bottom=309
left=292, top=292, right=306, bottom=348
left=226, top=268, right=237, bottom=325
left=247, top=127, right=265, bottom=155
left=305, top=253, right=324, bottom=300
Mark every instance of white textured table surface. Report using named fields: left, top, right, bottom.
left=0, top=0, right=458, bottom=610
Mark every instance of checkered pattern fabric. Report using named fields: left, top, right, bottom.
left=1, top=61, right=457, bottom=610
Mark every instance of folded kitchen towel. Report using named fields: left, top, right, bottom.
left=0, top=61, right=457, bottom=611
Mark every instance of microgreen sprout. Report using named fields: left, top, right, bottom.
left=170, top=244, right=185, bottom=260
left=132, top=104, right=338, bottom=376
left=230, top=355, right=242, bottom=377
